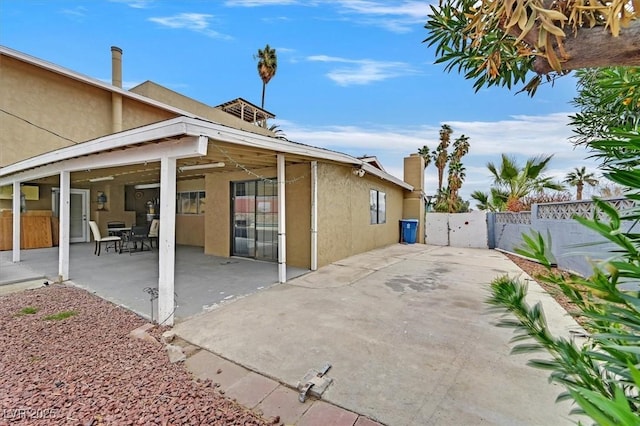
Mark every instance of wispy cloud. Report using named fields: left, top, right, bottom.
left=307, top=55, right=418, bottom=85
left=274, top=112, right=600, bottom=201
left=61, top=6, right=88, bottom=20
left=109, top=0, right=155, bottom=8
left=223, top=0, right=431, bottom=33
left=148, top=13, right=232, bottom=39
left=225, top=0, right=301, bottom=6
left=332, top=1, right=429, bottom=33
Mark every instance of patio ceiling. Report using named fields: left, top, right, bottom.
left=0, top=116, right=413, bottom=191
left=23, top=140, right=313, bottom=187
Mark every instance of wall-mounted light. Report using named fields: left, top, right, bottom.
left=134, top=183, right=161, bottom=189
left=352, top=167, right=365, bottom=178
left=178, top=162, right=225, bottom=172
left=97, top=191, right=107, bottom=210
left=89, top=176, right=114, bottom=182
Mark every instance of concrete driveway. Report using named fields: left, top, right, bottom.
left=173, top=244, right=584, bottom=425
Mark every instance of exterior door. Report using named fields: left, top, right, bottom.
left=231, top=180, right=278, bottom=261
left=52, top=188, right=89, bottom=243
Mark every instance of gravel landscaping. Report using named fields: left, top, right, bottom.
left=0, top=284, right=268, bottom=425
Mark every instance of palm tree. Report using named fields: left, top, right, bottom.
left=447, top=160, right=466, bottom=213
left=471, top=188, right=508, bottom=211
left=564, top=167, right=599, bottom=200
left=487, top=154, right=564, bottom=211
left=418, top=145, right=433, bottom=168
left=268, top=124, right=288, bottom=140
left=256, top=44, right=277, bottom=109
left=434, top=124, right=453, bottom=193
left=451, top=134, right=470, bottom=161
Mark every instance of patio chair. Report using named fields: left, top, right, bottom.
left=148, top=219, right=159, bottom=248
left=89, top=221, right=121, bottom=256
left=127, top=225, right=152, bottom=254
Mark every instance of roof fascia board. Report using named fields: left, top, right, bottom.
left=0, top=46, right=199, bottom=119
left=0, top=118, right=189, bottom=177
left=0, top=136, right=205, bottom=186
left=182, top=118, right=414, bottom=191
left=1, top=114, right=413, bottom=191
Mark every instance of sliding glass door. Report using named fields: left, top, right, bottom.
left=232, top=180, right=278, bottom=261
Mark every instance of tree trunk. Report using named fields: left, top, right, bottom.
left=506, top=20, right=640, bottom=74
left=577, top=183, right=583, bottom=201
left=261, top=82, right=266, bottom=109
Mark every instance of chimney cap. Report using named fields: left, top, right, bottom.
left=111, top=46, right=123, bottom=54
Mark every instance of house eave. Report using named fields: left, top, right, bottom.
left=0, top=116, right=414, bottom=191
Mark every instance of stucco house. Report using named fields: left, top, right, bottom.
left=0, top=45, right=425, bottom=324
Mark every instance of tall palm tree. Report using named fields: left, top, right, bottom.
left=435, top=124, right=453, bottom=194
left=451, top=134, right=470, bottom=161
left=256, top=44, right=277, bottom=109
left=487, top=154, right=564, bottom=211
left=418, top=145, right=433, bottom=168
left=447, top=160, right=466, bottom=212
left=564, top=167, right=599, bottom=200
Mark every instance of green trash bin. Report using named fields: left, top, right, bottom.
left=400, top=219, right=419, bottom=244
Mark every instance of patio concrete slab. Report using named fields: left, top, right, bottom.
left=173, top=244, right=584, bottom=426
left=0, top=244, right=307, bottom=321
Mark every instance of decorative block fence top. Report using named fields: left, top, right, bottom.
left=495, top=198, right=634, bottom=224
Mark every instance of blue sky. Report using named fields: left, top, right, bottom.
left=0, top=0, right=600, bottom=203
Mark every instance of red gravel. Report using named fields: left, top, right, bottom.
left=0, top=284, right=268, bottom=425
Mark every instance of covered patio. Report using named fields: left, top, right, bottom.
left=0, top=244, right=307, bottom=322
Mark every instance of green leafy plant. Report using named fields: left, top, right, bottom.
left=43, top=310, right=78, bottom=321
left=487, top=129, right=640, bottom=423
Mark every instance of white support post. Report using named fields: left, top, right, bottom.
left=58, top=171, right=71, bottom=281
left=158, top=156, right=177, bottom=326
left=277, top=154, right=287, bottom=283
left=12, top=181, right=21, bottom=263
left=310, top=161, right=318, bottom=271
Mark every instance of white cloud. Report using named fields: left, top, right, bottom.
left=148, top=13, right=232, bottom=39
left=307, top=55, right=418, bottom=85
left=223, top=1, right=430, bottom=32
left=274, top=112, right=601, bottom=202
left=332, top=1, right=429, bottom=33
left=225, top=0, right=300, bottom=6
left=109, top=0, right=155, bottom=8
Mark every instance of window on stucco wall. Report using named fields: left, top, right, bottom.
left=176, top=191, right=205, bottom=215
left=370, top=189, right=386, bottom=224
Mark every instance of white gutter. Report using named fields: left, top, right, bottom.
left=184, top=117, right=414, bottom=191
left=0, top=119, right=189, bottom=180
left=0, top=116, right=414, bottom=192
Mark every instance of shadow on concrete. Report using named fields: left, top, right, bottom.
left=0, top=244, right=308, bottom=322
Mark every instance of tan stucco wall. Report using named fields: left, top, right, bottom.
left=0, top=54, right=186, bottom=167
left=204, top=163, right=311, bottom=268
left=403, top=154, right=426, bottom=243
left=0, top=56, right=112, bottom=166
left=129, top=82, right=274, bottom=137
left=175, top=179, right=205, bottom=247
left=316, top=163, right=404, bottom=267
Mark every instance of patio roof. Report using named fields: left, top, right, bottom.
left=0, top=116, right=413, bottom=191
